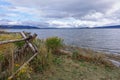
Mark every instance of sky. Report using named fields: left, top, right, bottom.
left=0, top=0, right=120, bottom=28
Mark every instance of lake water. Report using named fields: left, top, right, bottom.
left=8, top=29, right=120, bottom=54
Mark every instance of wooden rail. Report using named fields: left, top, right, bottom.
left=0, top=31, right=30, bottom=34
left=20, top=31, right=38, bottom=53
left=0, top=37, right=29, bottom=45
left=0, top=31, right=39, bottom=79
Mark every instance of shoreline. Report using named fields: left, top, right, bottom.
left=64, top=45, right=120, bottom=67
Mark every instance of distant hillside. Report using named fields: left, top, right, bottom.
left=93, top=25, right=120, bottom=29
left=0, top=25, right=40, bottom=29
left=1, top=25, right=120, bottom=29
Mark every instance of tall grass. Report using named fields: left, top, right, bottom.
left=0, top=44, right=16, bottom=79
left=30, top=39, right=54, bottom=72
left=0, top=34, right=30, bottom=79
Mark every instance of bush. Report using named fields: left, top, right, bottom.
left=45, top=37, right=63, bottom=53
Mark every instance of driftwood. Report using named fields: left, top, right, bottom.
left=59, top=49, right=73, bottom=57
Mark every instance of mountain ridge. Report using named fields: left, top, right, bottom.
left=0, top=25, right=120, bottom=29
left=0, top=25, right=40, bottom=29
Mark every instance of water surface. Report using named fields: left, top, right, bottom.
left=8, top=29, right=120, bottom=54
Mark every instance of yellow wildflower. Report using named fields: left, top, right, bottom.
left=15, top=64, right=20, bottom=67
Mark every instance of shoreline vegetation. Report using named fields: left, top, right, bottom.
left=0, top=31, right=120, bottom=80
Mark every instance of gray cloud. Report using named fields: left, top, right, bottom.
left=2, top=0, right=120, bottom=27
left=21, top=20, right=49, bottom=28
left=7, top=0, right=119, bottom=18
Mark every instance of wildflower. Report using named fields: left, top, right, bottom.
left=15, top=64, right=20, bottom=67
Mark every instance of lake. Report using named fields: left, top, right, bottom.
left=8, top=29, right=120, bottom=54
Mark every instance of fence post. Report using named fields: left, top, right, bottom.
left=11, top=48, right=14, bottom=75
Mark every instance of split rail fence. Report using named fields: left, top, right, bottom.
left=0, top=31, right=39, bottom=79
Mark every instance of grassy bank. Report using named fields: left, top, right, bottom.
left=0, top=33, right=120, bottom=80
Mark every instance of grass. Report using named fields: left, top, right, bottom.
left=32, top=55, right=120, bottom=80
left=0, top=33, right=31, bottom=79
left=30, top=39, right=54, bottom=73
left=71, top=47, right=115, bottom=67
left=0, top=32, right=120, bottom=80
left=31, top=39, right=120, bottom=80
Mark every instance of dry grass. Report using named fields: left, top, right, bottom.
left=65, top=46, right=115, bottom=67
left=0, top=33, right=29, bottom=79
left=0, top=34, right=22, bottom=52
left=0, top=34, right=22, bottom=40
left=30, top=39, right=54, bottom=73
left=0, top=33, right=22, bottom=58
left=32, top=55, right=120, bottom=80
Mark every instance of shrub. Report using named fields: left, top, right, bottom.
left=45, top=37, right=63, bottom=53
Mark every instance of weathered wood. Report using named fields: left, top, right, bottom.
left=11, top=48, right=14, bottom=75
left=8, top=52, right=38, bottom=79
left=0, top=37, right=29, bottom=45
left=0, top=31, right=30, bottom=34
left=20, top=31, right=37, bottom=53
left=0, top=31, right=39, bottom=79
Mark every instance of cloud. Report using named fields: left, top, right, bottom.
left=6, top=0, right=119, bottom=17
left=47, top=16, right=120, bottom=28
left=0, top=0, right=120, bottom=27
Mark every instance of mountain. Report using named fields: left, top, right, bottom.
left=0, top=25, right=120, bottom=29
left=92, top=25, right=120, bottom=29
left=0, top=25, right=40, bottom=29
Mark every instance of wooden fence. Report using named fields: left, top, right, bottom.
left=0, top=31, right=38, bottom=79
